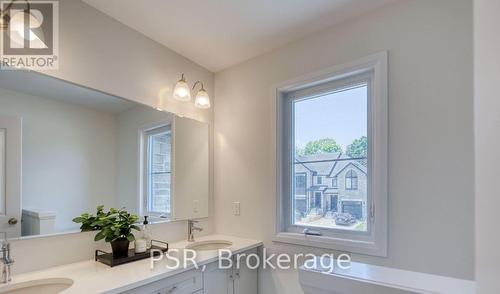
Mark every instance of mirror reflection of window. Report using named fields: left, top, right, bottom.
left=143, top=125, right=172, bottom=218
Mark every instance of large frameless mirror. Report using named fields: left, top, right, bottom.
left=0, top=70, right=209, bottom=239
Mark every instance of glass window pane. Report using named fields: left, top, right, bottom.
left=295, top=173, right=307, bottom=195
left=292, top=85, right=368, bottom=232
left=150, top=173, right=171, bottom=214
left=147, top=130, right=171, bottom=214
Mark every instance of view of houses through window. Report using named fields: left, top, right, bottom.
left=293, top=84, right=368, bottom=232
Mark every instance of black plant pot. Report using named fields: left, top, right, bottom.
left=110, top=238, right=130, bottom=259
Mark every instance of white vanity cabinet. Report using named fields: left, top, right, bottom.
left=203, top=248, right=258, bottom=294
left=121, top=248, right=258, bottom=294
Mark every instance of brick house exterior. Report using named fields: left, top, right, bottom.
left=294, top=152, right=367, bottom=220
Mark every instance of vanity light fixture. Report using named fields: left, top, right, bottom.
left=192, top=81, right=211, bottom=109
left=172, top=73, right=192, bottom=102
left=172, top=73, right=211, bottom=109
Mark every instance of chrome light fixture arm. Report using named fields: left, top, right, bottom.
left=192, top=81, right=205, bottom=91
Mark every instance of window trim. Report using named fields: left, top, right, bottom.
left=139, top=123, right=172, bottom=219
left=274, top=52, right=388, bottom=257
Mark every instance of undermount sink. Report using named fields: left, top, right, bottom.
left=0, top=278, right=73, bottom=294
left=185, top=240, right=233, bottom=251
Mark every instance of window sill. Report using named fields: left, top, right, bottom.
left=272, top=232, right=387, bottom=257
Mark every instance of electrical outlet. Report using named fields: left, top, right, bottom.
left=193, top=200, right=199, bottom=213
left=232, top=202, right=241, bottom=216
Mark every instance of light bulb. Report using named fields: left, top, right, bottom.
left=173, top=75, right=191, bottom=101
left=10, top=10, right=42, bottom=41
left=194, top=89, right=211, bottom=109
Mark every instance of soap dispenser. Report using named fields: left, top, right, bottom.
left=142, top=216, right=152, bottom=250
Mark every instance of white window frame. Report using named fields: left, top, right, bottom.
left=140, top=124, right=172, bottom=219
left=274, top=52, right=388, bottom=257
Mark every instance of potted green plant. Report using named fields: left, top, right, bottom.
left=73, top=205, right=140, bottom=258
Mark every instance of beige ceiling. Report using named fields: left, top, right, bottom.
left=83, top=0, right=395, bottom=72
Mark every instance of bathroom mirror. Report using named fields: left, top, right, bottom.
left=0, top=70, right=209, bottom=239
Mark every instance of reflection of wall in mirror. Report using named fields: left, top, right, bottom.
left=0, top=86, right=173, bottom=236
left=172, top=116, right=209, bottom=220
left=0, top=87, right=116, bottom=234
left=0, top=84, right=208, bottom=236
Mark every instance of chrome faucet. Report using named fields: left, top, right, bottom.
left=187, top=220, right=203, bottom=242
left=0, top=233, right=13, bottom=283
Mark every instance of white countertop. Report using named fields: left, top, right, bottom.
left=299, top=257, right=475, bottom=294
left=2, top=235, right=262, bottom=294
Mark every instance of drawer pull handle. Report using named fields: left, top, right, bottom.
left=167, top=286, right=177, bottom=293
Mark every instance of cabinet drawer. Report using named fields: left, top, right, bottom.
left=122, top=269, right=203, bottom=294
left=160, top=271, right=202, bottom=294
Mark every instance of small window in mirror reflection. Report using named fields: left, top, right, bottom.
left=143, top=125, right=171, bottom=218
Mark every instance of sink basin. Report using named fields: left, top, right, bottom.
left=185, top=240, right=233, bottom=251
left=0, top=278, right=73, bottom=294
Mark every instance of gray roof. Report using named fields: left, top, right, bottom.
left=295, top=152, right=367, bottom=177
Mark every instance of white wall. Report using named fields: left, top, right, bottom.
left=474, top=0, right=500, bottom=293
left=10, top=0, right=214, bottom=274
left=0, top=87, right=116, bottom=233
left=214, top=0, right=473, bottom=292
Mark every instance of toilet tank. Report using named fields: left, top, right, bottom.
left=21, top=209, right=56, bottom=236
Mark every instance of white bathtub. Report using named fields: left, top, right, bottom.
left=299, top=257, right=475, bottom=294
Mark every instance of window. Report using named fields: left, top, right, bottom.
left=293, top=82, right=367, bottom=231
left=276, top=53, right=388, bottom=257
left=142, top=125, right=172, bottom=217
left=345, top=170, right=358, bottom=190
left=295, top=173, right=307, bottom=196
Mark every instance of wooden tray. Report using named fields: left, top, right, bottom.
left=95, top=240, right=168, bottom=267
